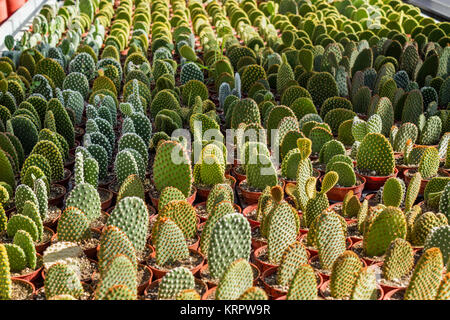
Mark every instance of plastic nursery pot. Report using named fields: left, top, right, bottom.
left=319, top=280, right=384, bottom=300
left=350, top=240, right=383, bottom=267
left=144, top=278, right=208, bottom=300
left=382, top=288, right=406, bottom=300
left=358, top=167, right=399, bottom=191
left=11, top=253, right=43, bottom=283
left=252, top=245, right=278, bottom=274
left=147, top=249, right=205, bottom=280
left=11, top=278, right=36, bottom=300
left=201, top=286, right=217, bottom=300
left=98, top=187, right=114, bottom=211
left=48, top=184, right=66, bottom=207
left=51, top=228, right=102, bottom=260
left=53, top=168, right=72, bottom=188
left=194, top=201, right=241, bottom=223
left=0, top=0, right=8, bottom=24
left=35, top=226, right=55, bottom=254
left=395, top=163, right=415, bottom=179
left=6, top=0, right=26, bottom=15
left=321, top=174, right=366, bottom=202
left=231, top=165, right=246, bottom=183
left=195, top=175, right=237, bottom=202
left=42, top=208, right=61, bottom=230
left=250, top=226, right=267, bottom=250
left=404, top=168, right=450, bottom=195
left=137, top=264, right=153, bottom=295
left=238, top=179, right=285, bottom=205
left=242, top=204, right=259, bottom=227
left=261, top=267, right=287, bottom=299
left=150, top=186, right=197, bottom=209
left=199, top=263, right=260, bottom=289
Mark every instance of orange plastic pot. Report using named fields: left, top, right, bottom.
left=7, top=0, right=26, bottom=15
left=0, top=0, right=8, bottom=23
left=358, top=168, right=398, bottom=190
left=322, top=174, right=366, bottom=202
left=147, top=249, right=204, bottom=280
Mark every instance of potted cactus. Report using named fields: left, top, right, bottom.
left=355, top=133, right=398, bottom=190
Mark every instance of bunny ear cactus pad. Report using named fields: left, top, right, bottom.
left=363, top=207, right=407, bottom=257
left=216, top=259, right=253, bottom=300
left=107, top=197, right=149, bottom=253
left=208, top=213, right=251, bottom=280
left=7, top=214, right=39, bottom=242
left=45, top=263, right=84, bottom=299
left=266, top=200, right=299, bottom=265
left=65, top=182, right=101, bottom=223
left=117, top=174, right=145, bottom=204
left=330, top=251, right=364, bottom=299
left=230, top=98, right=261, bottom=129
left=238, top=287, right=268, bottom=300
left=356, top=133, right=395, bottom=176
left=95, top=254, right=137, bottom=300
left=153, top=140, right=193, bottom=198
left=286, top=264, right=318, bottom=300
left=246, top=153, right=278, bottom=191
left=158, top=186, right=186, bottom=212
left=200, top=201, right=235, bottom=257
left=4, top=243, right=27, bottom=272
left=436, top=272, right=450, bottom=300
left=57, top=207, right=91, bottom=242
left=158, top=267, right=195, bottom=299
left=154, top=218, right=190, bottom=266
left=277, top=241, right=309, bottom=286
left=316, top=210, right=347, bottom=271
left=418, top=147, right=439, bottom=179
left=15, top=184, right=38, bottom=215
left=405, top=172, right=422, bottom=212
left=155, top=200, right=197, bottom=240
left=206, top=184, right=234, bottom=215
left=0, top=244, right=11, bottom=300
left=405, top=247, right=443, bottom=300
left=412, top=211, right=448, bottom=246
left=104, top=285, right=135, bottom=300
left=98, top=226, right=137, bottom=277
left=46, top=98, right=75, bottom=148
left=350, top=267, right=377, bottom=300
left=12, top=229, right=36, bottom=269
left=382, top=238, right=414, bottom=281
left=382, top=177, right=405, bottom=207
left=31, top=139, right=64, bottom=181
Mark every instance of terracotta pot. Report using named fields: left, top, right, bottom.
left=0, top=0, right=8, bottom=24
left=379, top=281, right=407, bottom=294
left=250, top=226, right=267, bottom=250
left=350, top=239, right=383, bottom=266
left=48, top=184, right=66, bottom=207
left=11, top=278, right=36, bottom=299
left=53, top=168, right=72, bottom=188
left=51, top=228, right=101, bottom=260
left=404, top=168, right=450, bottom=195
left=150, top=186, right=197, bottom=209
left=231, top=165, right=246, bottom=183
left=201, top=286, right=217, bottom=300
left=35, top=226, right=55, bottom=254
left=144, top=277, right=208, bottom=300
left=322, top=174, right=366, bottom=202
left=260, top=267, right=287, bottom=299
left=252, top=245, right=278, bottom=273
left=147, top=249, right=205, bottom=280
left=194, top=201, right=241, bottom=223
left=43, top=208, right=61, bottom=230
left=98, top=187, right=114, bottom=211
left=319, top=280, right=384, bottom=300
left=395, top=164, right=415, bottom=179
left=11, top=253, right=43, bottom=283
left=358, top=168, right=399, bottom=190
left=199, top=263, right=260, bottom=289
left=382, top=287, right=405, bottom=300
left=6, top=0, right=26, bottom=15
left=242, top=204, right=259, bottom=227
left=239, top=180, right=285, bottom=205
left=195, top=175, right=237, bottom=201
